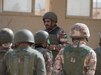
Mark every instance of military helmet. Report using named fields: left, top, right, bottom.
left=70, top=23, right=90, bottom=39
left=34, top=30, right=50, bottom=45
left=0, top=28, right=14, bottom=44
left=43, top=12, right=57, bottom=23
left=14, top=29, right=34, bottom=44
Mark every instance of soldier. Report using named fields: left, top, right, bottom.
left=94, top=34, right=101, bottom=75
left=0, top=28, right=14, bottom=75
left=4, top=29, right=46, bottom=75
left=53, top=23, right=97, bottom=75
left=43, top=11, right=69, bottom=62
left=34, top=30, right=52, bottom=75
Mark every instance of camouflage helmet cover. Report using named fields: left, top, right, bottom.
left=0, top=28, right=14, bottom=44
left=70, top=23, right=90, bottom=38
left=43, top=12, right=57, bottom=23
left=34, top=30, right=49, bottom=44
left=14, top=29, right=34, bottom=44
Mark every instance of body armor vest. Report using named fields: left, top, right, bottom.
left=63, top=45, right=91, bottom=75
left=5, top=46, right=36, bottom=75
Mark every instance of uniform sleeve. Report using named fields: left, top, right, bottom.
left=84, top=50, right=97, bottom=75
left=0, top=51, right=10, bottom=75
left=36, top=53, right=46, bottom=75
left=53, top=48, right=64, bottom=75
left=44, top=52, right=52, bottom=75
left=59, top=30, right=69, bottom=45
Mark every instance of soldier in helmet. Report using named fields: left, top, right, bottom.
left=34, top=30, right=52, bottom=75
left=94, top=33, right=101, bottom=75
left=53, top=23, right=97, bottom=75
left=43, top=11, right=69, bottom=62
left=0, top=28, right=14, bottom=75
left=3, top=29, right=46, bottom=75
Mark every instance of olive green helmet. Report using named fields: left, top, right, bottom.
left=34, top=30, right=50, bottom=45
left=0, top=28, right=14, bottom=44
left=70, top=23, right=90, bottom=39
left=14, top=29, right=34, bottom=44
left=43, top=12, right=57, bottom=23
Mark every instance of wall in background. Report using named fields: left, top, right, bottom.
left=0, top=0, right=101, bottom=48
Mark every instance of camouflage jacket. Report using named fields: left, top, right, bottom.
left=35, top=46, right=52, bottom=75
left=53, top=44, right=97, bottom=75
left=45, top=25, right=69, bottom=61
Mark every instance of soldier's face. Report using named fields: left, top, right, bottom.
left=43, top=19, right=54, bottom=30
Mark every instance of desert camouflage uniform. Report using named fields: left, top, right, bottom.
left=35, top=46, right=52, bottom=75
left=34, top=30, right=53, bottom=75
left=53, top=44, right=97, bottom=75
left=53, top=23, right=97, bottom=75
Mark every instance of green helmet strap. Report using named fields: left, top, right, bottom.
left=47, top=39, right=50, bottom=45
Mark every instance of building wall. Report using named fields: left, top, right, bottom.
left=0, top=0, right=101, bottom=48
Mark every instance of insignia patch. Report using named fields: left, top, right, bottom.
left=70, top=57, right=76, bottom=63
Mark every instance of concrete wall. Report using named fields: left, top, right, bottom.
left=0, top=0, right=101, bottom=48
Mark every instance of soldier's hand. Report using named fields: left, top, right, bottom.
left=49, top=45, right=61, bottom=51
